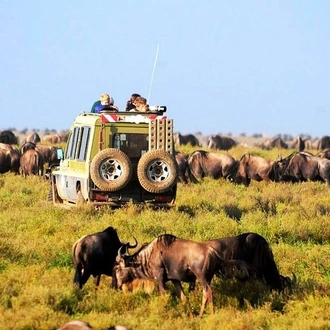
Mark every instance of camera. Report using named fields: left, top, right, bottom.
left=149, top=105, right=167, bottom=112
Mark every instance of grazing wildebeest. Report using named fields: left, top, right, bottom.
left=276, top=152, right=330, bottom=187
left=0, top=143, right=20, bottom=174
left=317, top=135, right=330, bottom=150
left=20, top=148, right=44, bottom=177
left=20, top=142, right=59, bottom=167
left=72, top=226, right=137, bottom=289
left=186, top=150, right=238, bottom=183
left=175, top=150, right=189, bottom=184
left=233, top=154, right=279, bottom=187
left=113, top=234, right=250, bottom=316
left=260, top=137, right=288, bottom=150
left=208, top=135, right=237, bottom=151
left=173, top=133, right=200, bottom=147
left=206, top=232, right=295, bottom=292
left=0, top=130, right=18, bottom=145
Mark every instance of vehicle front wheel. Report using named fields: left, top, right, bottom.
left=90, top=148, right=132, bottom=192
left=137, top=150, right=178, bottom=193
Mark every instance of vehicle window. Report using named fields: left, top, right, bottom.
left=65, top=132, right=73, bottom=159
left=114, top=133, right=148, bottom=158
left=77, top=127, right=90, bottom=161
left=69, top=127, right=80, bottom=159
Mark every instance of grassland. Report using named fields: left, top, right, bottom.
left=0, top=146, right=330, bottom=329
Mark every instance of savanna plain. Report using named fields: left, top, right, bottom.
left=0, top=145, right=330, bottom=330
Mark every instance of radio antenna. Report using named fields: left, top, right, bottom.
left=147, top=43, right=160, bottom=103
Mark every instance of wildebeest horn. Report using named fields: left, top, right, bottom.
left=117, top=245, right=126, bottom=260
left=127, top=236, right=138, bottom=249
left=291, top=272, right=297, bottom=285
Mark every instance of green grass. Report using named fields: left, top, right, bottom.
left=0, top=151, right=330, bottom=329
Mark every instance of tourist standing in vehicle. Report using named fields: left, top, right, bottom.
left=92, top=94, right=118, bottom=113
left=132, top=96, right=150, bottom=112
left=125, top=93, right=141, bottom=111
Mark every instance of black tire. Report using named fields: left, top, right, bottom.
left=137, top=150, right=178, bottom=193
left=90, top=148, right=132, bottom=192
left=46, top=186, right=53, bottom=202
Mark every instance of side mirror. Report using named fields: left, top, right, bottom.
left=56, top=148, right=64, bottom=160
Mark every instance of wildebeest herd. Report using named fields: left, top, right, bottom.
left=176, top=149, right=330, bottom=188
left=0, top=130, right=64, bottom=177
left=72, top=226, right=295, bottom=317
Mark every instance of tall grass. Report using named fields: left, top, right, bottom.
left=0, top=148, right=330, bottom=329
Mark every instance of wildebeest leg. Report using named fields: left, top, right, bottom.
left=94, top=275, right=101, bottom=290
left=199, top=283, right=213, bottom=317
left=188, top=280, right=196, bottom=292
left=171, top=280, right=186, bottom=301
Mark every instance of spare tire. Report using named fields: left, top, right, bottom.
left=90, top=148, right=132, bottom=192
left=137, top=149, right=178, bottom=193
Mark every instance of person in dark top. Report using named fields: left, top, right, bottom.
left=125, top=93, right=141, bottom=111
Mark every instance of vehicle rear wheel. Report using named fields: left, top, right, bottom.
left=137, top=149, right=178, bottom=193
left=90, top=148, right=132, bottom=192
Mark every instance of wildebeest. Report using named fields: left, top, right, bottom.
left=113, top=234, right=250, bottom=316
left=0, top=143, right=20, bottom=174
left=22, top=132, right=41, bottom=145
left=206, top=232, right=295, bottom=292
left=173, top=133, right=200, bottom=147
left=208, top=135, right=237, bottom=151
left=20, top=142, right=59, bottom=167
left=186, top=150, right=238, bottom=182
left=72, top=226, right=137, bottom=289
left=42, top=133, right=62, bottom=144
left=57, top=320, right=130, bottom=330
left=317, top=135, right=330, bottom=150
left=0, top=130, right=18, bottom=145
left=316, top=149, right=330, bottom=160
left=233, top=154, right=279, bottom=186
left=260, top=137, right=288, bottom=150
left=175, top=150, right=189, bottom=184
left=276, top=152, right=330, bottom=187
left=290, top=136, right=305, bottom=152
left=20, top=148, right=44, bottom=177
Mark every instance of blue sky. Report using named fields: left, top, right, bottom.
left=1, top=1, right=329, bottom=138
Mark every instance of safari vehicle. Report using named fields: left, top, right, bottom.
left=47, top=106, right=178, bottom=208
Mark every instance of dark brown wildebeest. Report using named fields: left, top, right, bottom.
left=186, top=150, right=238, bottom=183
left=0, top=150, right=10, bottom=174
left=208, top=135, right=237, bottom=151
left=72, top=226, right=137, bottom=290
left=20, top=148, right=44, bottom=177
left=175, top=150, right=189, bottom=184
left=20, top=142, right=59, bottom=167
left=316, top=149, right=330, bottom=160
left=0, top=130, right=18, bottom=145
left=173, top=133, right=200, bottom=147
left=0, top=143, right=20, bottom=174
left=206, top=232, right=295, bottom=292
left=260, top=137, right=288, bottom=150
left=317, top=135, right=330, bottom=150
left=233, top=154, right=279, bottom=187
left=276, top=152, right=330, bottom=187
left=113, top=234, right=251, bottom=316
